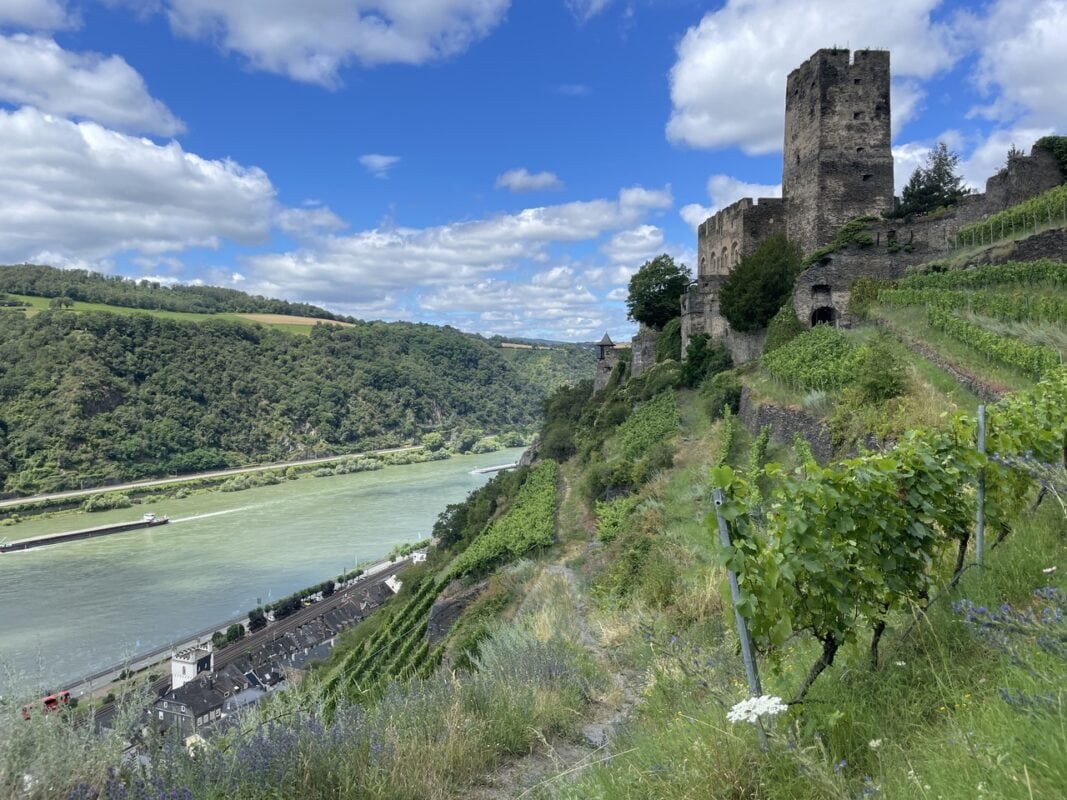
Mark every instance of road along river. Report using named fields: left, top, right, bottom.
left=0, top=448, right=523, bottom=692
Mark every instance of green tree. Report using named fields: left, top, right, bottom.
left=718, top=236, right=803, bottom=333
left=897, top=142, right=970, bottom=216
left=421, top=432, right=446, bottom=451
left=625, top=255, right=692, bottom=330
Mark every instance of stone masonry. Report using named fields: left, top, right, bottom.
left=680, top=47, right=1064, bottom=361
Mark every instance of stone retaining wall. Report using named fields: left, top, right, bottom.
left=738, top=386, right=835, bottom=462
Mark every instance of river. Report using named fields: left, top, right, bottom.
left=0, top=449, right=523, bottom=692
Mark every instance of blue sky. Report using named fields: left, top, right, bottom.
left=0, top=0, right=1064, bottom=340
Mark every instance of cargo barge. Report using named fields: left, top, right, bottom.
left=0, top=513, right=170, bottom=553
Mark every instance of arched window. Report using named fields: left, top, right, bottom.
left=731, top=241, right=740, bottom=266
left=721, top=247, right=729, bottom=269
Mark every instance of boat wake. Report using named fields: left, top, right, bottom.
left=171, top=506, right=255, bottom=524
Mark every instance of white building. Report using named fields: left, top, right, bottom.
left=170, top=643, right=213, bottom=691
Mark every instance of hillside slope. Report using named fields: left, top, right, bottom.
left=0, top=309, right=590, bottom=495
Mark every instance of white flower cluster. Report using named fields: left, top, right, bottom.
left=726, top=694, right=789, bottom=724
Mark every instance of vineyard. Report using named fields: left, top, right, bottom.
left=320, top=574, right=446, bottom=711
left=319, top=460, right=559, bottom=711
left=876, top=260, right=1066, bottom=381
left=760, top=325, right=857, bottom=391
left=955, top=183, right=1067, bottom=249
left=447, top=460, right=558, bottom=578
left=714, top=367, right=1067, bottom=696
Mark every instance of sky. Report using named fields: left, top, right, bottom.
left=0, top=0, right=1064, bottom=341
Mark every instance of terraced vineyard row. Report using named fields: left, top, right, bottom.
left=879, top=287, right=1067, bottom=324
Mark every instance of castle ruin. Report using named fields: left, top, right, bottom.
left=681, top=48, right=1064, bottom=362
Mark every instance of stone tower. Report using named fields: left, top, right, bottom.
left=783, top=49, right=895, bottom=253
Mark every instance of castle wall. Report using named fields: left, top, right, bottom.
left=696, top=198, right=785, bottom=279
left=984, top=147, right=1062, bottom=211
left=630, top=324, right=658, bottom=378
left=783, top=49, right=894, bottom=253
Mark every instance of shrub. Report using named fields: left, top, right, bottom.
left=702, top=371, right=742, bottom=420
left=680, top=333, right=732, bottom=388
left=762, top=305, right=806, bottom=353
left=848, top=276, right=893, bottom=319
left=618, top=391, right=679, bottom=460
left=719, top=236, right=804, bottom=332
left=595, top=495, right=639, bottom=542
left=82, top=492, right=131, bottom=512
left=655, top=317, right=682, bottom=362
left=852, top=338, right=908, bottom=403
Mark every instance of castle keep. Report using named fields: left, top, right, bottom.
left=681, top=48, right=1064, bottom=361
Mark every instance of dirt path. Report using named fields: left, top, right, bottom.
left=467, top=474, right=642, bottom=799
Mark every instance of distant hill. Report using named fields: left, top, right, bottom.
left=0, top=264, right=349, bottom=321
left=0, top=276, right=594, bottom=495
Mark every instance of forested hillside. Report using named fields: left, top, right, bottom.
left=0, top=309, right=590, bottom=495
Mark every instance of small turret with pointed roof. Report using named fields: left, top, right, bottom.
left=596, top=333, right=615, bottom=361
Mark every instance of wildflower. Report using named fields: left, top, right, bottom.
left=868, top=738, right=882, bottom=750
left=894, top=661, right=906, bottom=667
left=1042, top=566, right=1057, bottom=574
left=726, top=694, right=788, bottom=724
left=833, top=759, right=847, bottom=773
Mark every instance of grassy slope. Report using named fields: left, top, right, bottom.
left=4, top=293, right=350, bottom=335
left=542, top=380, right=1066, bottom=799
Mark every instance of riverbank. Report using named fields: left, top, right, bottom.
left=0, top=446, right=433, bottom=519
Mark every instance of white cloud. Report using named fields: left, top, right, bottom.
left=679, top=174, right=782, bottom=230
left=667, top=0, right=959, bottom=153
left=419, top=266, right=607, bottom=338
left=893, top=127, right=1052, bottom=194
left=566, top=0, right=613, bottom=22
left=240, top=185, right=673, bottom=308
left=0, top=0, right=73, bottom=30
left=161, top=0, right=510, bottom=86
left=495, top=167, right=564, bottom=193
left=601, top=224, right=663, bottom=264
left=276, top=205, right=346, bottom=238
left=0, top=34, right=183, bottom=135
left=0, top=106, right=274, bottom=263
left=359, top=153, right=401, bottom=178
left=557, top=83, right=591, bottom=96
left=969, top=0, right=1067, bottom=130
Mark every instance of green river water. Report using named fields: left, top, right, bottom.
left=0, top=449, right=523, bottom=691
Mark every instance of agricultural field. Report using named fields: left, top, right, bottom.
left=1, top=293, right=351, bottom=335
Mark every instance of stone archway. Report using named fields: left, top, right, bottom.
left=811, top=306, right=838, bottom=326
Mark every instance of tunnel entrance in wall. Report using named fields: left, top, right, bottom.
left=811, top=306, right=837, bottom=326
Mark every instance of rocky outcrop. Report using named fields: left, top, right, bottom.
left=426, top=580, right=489, bottom=645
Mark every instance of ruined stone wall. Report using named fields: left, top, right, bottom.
left=984, top=147, right=1062, bottom=211
left=723, top=328, right=767, bottom=365
left=783, top=49, right=894, bottom=253
left=681, top=276, right=729, bottom=356
left=630, top=324, right=658, bottom=378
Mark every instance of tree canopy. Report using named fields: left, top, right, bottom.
left=625, top=254, right=692, bottom=330
left=718, top=236, right=803, bottom=333
left=897, top=142, right=969, bottom=216
left=0, top=310, right=591, bottom=495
